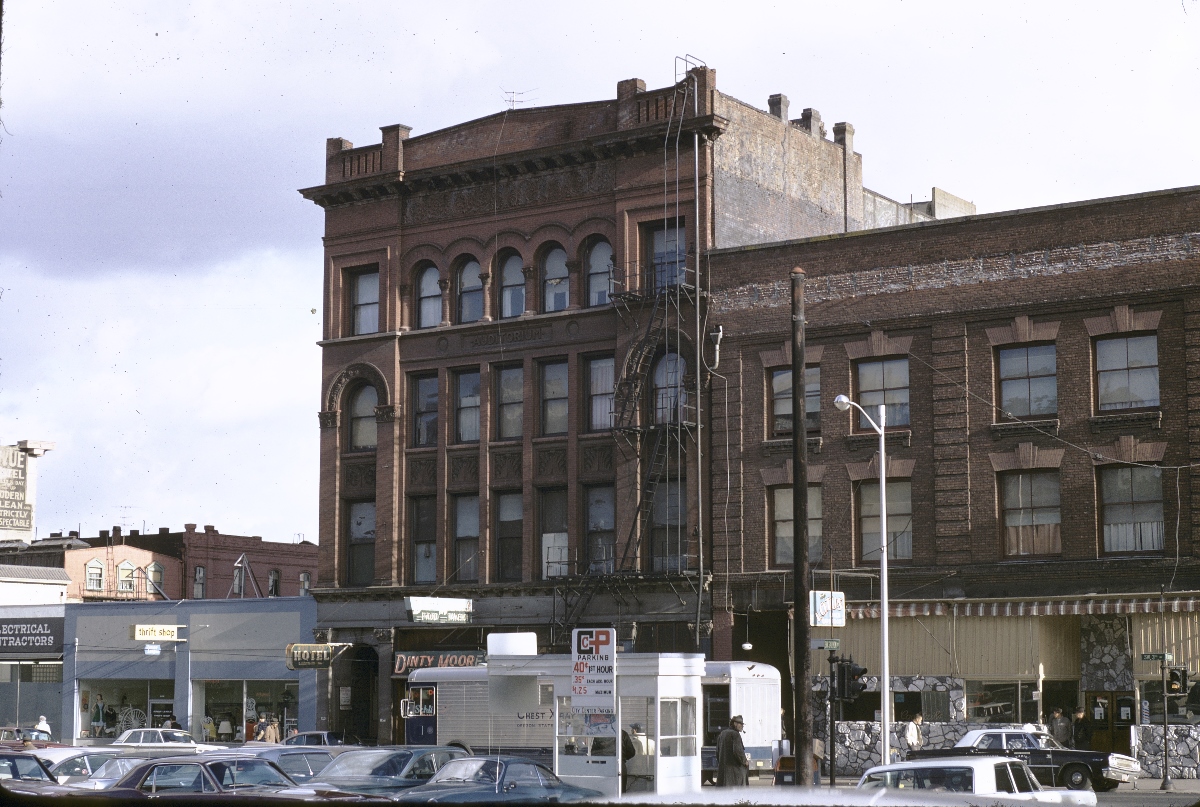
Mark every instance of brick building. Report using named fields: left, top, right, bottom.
left=299, top=63, right=973, bottom=743
left=0, top=525, right=317, bottom=602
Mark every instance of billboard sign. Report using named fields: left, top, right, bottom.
left=570, top=627, right=615, bottom=709
left=0, top=447, right=32, bottom=532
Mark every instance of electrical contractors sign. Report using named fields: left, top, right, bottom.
left=0, top=617, right=64, bottom=659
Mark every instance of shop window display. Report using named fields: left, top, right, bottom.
left=195, top=680, right=300, bottom=742
left=79, top=679, right=174, bottom=737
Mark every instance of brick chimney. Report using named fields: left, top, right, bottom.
left=798, top=108, right=824, bottom=138
left=184, top=524, right=197, bottom=533
left=768, top=94, right=789, bottom=121
left=204, top=525, right=217, bottom=534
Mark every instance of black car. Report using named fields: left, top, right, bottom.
left=85, top=753, right=381, bottom=800
left=226, top=745, right=355, bottom=783
left=308, top=747, right=466, bottom=795
left=392, top=756, right=603, bottom=803
left=908, top=728, right=1140, bottom=790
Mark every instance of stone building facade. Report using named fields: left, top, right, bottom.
left=299, top=65, right=972, bottom=743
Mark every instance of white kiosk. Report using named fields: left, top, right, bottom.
left=486, top=649, right=704, bottom=797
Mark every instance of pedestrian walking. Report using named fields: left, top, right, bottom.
left=903, top=713, right=924, bottom=759
left=1048, top=707, right=1072, bottom=746
left=33, top=716, right=51, bottom=736
left=1071, top=706, right=1093, bottom=751
left=716, top=715, right=749, bottom=786
left=162, top=714, right=181, bottom=730
left=263, top=716, right=281, bottom=744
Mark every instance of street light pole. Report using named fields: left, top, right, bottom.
left=790, top=267, right=812, bottom=786
left=834, top=394, right=890, bottom=766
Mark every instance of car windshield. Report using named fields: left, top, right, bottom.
left=860, top=767, right=974, bottom=792
left=94, top=757, right=148, bottom=779
left=24, top=730, right=51, bottom=742
left=0, top=756, right=50, bottom=781
left=321, top=751, right=413, bottom=778
left=431, top=759, right=501, bottom=784
left=1034, top=733, right=1064, bottom=750
left=207, top=759, right=291, bottom=788
left=160, top=731, right=194, bottom=744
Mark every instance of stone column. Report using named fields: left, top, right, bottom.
left=317, top=412, right=342, bottom=586
left=374, top=404, right=399, bottom=585
left=479, top=272, right=493, bottom=322
left=565, top=260, right=582, bottom=310
left=438, top=278, right=451, bottom=327
left=373, top=628, right=396, bottom=745
left=396, top=284, right=411, bottom=332
left=521, top=266, right=537, bottom=317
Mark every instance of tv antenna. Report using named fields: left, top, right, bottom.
left=501, top=88, right=537, bottom=110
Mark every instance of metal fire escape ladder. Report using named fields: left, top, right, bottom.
left=612, top=292, right=667, bottom=454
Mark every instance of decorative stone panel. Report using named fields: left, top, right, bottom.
left=759, top=462, right=825, bottom=487
left=1090, top=435, right=1168, bottom=465
left=844, top=330, right=913, bottom=361
left=1079, top=614, right=1134, bottom=691
left=581, top=444, right=615, bottom=479
left=535, top=448, right=567, bottom=481
left=408, top=457, right=437, bottom=492
left=1083, top=304, right=1162, bottom=336
left=448, top=454, right=479, bottom=489
left=318, top=411, right=339, bottom=430
left=988, top=442, right=1065, bottom=472
left=491, top=452, right=522, bottom=485
left=343, top=462, right=376, bottom=496
left=758, top=342, right=824, bottom=368
left=845, top=454, right=916, bottom=482
left=985, top=315, right=1061, bottom=346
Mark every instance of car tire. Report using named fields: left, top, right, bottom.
left=1062, top=765, right=1092, bottom=790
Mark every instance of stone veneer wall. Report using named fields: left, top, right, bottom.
left=1080, top=615, right=1134, bottom=691
left=1133, top=725, right=1200, bottom=779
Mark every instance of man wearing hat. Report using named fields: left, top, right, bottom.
left=716, top=715, right=749, bottom=786
left=1071, top=706, right=1093, bottom=750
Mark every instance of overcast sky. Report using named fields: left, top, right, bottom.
left=2, top=1, right=1198, bottom=544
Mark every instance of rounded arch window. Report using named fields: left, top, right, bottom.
left=349, top=385, right=379, bottom=449
left=499, top=254, right=525, bottom=319
left=457, top=259, right=483, bottom=324
left=586, top=240, right=613, bottom=306
left=653, top=352, right=688, bottom=424
left=542, top=247, right=569, bottom=313
left=417, top=266, right=442, bottom=329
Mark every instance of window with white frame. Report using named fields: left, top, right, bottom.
left=541, top=361, right=568, bottom=435
left=1096, top=334, right=1159, bottom=411
left=998, top=344, right=1057, bottom=417
left=351, top=269, right=379, bottom=335
left=587, top=357, right=614, bottom=431
left=856, top=358, right=910, bottom=428
left=455, top=370, right=481, bottom=443
left=1101, top=465, right=1164, bottom=552
left=859, top=480, right=913, bottom=561
left=417, top=266, right=442, bottom=329
left=586, top=241, right=613, bottom=306
left=193, top=566, right=205, bottom=599
left=349, top=385, right=379, bottom=450
left=457, top=260, right=483, bottom=324
left=86, top=560, right=104, bottom=592
left=542, top=247, right=570, bottom=313
left=454, top=495, right=479, bottom=583
left=495, top=366, right=523, bottom=440
left=146, top=562, right=164, bottom=590
left=772, top=485, right=822, bottom=566
left=1001, top=471, right=1061, bottom=556
left=499, top=254, right=525, bottom=319
left=658, top=697, right=697, bottom=756
left=117, top=561, right=135, bottom=592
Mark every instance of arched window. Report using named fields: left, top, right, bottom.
left=653, top=353, right=688, bottom=424
left=457, top=260, right=483, bottom=324
left=586, top=241, right=613, bottom=306
left=268, top=569, right=281, bottom=597
left=146, top=563, right=164, bottom=590
left=86, top=560, right=104, bottom=592
left=417, top=266, right=442, bottom=328
left=193, top=566, right=206, bottom=599
left=118, top=561, right=135, bottom=592
left=349, top=385, right=378, bottom=450
left=542, top=247, right=569, bottom=313
left=299, top=571, right=311, bottom=596
left=499, top=254, right=525, bottom=319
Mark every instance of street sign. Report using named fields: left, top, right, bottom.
left=811, top=639, right=841, bottom=651
left=810, top=591, right=846, bottom=627
left=1142, top=653, right=1174, bottom=662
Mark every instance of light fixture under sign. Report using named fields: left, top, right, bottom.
left=741, top=642, right=753, bottom=651
left=144, top=644, right=162, bottom=656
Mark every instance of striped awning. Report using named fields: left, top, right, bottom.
left=847, top=596, right=1200, bottom=620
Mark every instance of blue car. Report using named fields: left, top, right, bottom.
left=393, top=756, right=602, bottom=803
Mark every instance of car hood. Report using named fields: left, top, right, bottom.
left=309, top=776, right=423, bottom=792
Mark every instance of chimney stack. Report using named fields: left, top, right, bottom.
left=768, top=94, right=790, bottom=121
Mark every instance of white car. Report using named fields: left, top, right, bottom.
left=858, top=756, right=1098, bottom=805
left=32, top=747, right=117, bottom=783
left=112, top=728, right=223, bottom=753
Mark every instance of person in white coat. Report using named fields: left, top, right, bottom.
left=903, top=713, right=924, bottom=759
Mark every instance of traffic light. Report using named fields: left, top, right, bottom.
left=1167, top=667, right=1189, bottom=698
left=845, top=658, right=868, bottom=702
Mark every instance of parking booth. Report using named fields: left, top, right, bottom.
left=487, top=651, right=704, bottom=797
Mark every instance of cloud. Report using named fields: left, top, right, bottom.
left=0, top=249, right=323, bottom=542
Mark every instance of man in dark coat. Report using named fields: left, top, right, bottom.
left=716, top=715, right=749, bottom=786
left=1071, top=706, right=1093, bottom=750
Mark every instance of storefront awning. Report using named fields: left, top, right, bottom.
left=847, top=595, right=1200, bottom=620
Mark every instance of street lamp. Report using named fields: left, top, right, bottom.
left=833, top=393, right=892, bottom=766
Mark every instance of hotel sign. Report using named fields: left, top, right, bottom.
left=286, top=643, right=335, bottom=670
left=0, top=448, right=32, bottom=531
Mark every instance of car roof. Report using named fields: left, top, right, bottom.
left=864, top=755, right=1020, bottom=774
left=34, top=748, right=98, bottom=762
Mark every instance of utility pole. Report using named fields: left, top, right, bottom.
left=791, top=267, right=812, bottom=785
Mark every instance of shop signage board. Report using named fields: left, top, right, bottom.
left=131, top=625, right=181, bottom=642
left=405, top=597, right=473, bottom=624
left=286, top=643, right=335, bottom=670
left=810, top=591, right=846, bottom=627
left=0, top=617, right=64, bottom=658
left=0, top=447, right=32, bottom=532
left=393, top=650, right=484, bottom=676
left=570, top=627, right=615, bottom=710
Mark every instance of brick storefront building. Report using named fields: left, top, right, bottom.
left=300, top=63, right=1200, bottom=751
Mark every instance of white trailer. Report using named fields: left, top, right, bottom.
left=701, top=661, right=783, bottom=780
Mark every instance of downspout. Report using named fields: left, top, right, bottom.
left=693, top=70, right=704, bottom=649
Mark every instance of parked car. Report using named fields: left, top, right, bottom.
left=0, top=751, right=70, bottom=797
left=284, top=730, right=359, bottom=746
left=307, top=747, right=467, bottom=795
left=0, top=727, right=66, bottom=751
left=907, top=728, right=1140, bottom=790
left=112, top=727, right=224, bottom=753
left=68, top=749, right=204, bottom=790
left=31, top=747, right=116, bottom=783
left=82, top=752, right=382, bottom=800
left=229, top=744, right=355, bottom=783
left=391, top=756, right=603, bottom=803
left=858, top=756, right=1098, bottom=804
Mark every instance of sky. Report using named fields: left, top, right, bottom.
left=1, top=1, right=1198, bottom=543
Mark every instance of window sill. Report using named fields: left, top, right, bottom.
left=1089, top=410, right=1162, bottom=432
left=762, top=437, right=823, bottom=455
left=990, top=419, right=1060, bottom=439
left=845, top=430, right=911, bottom=450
